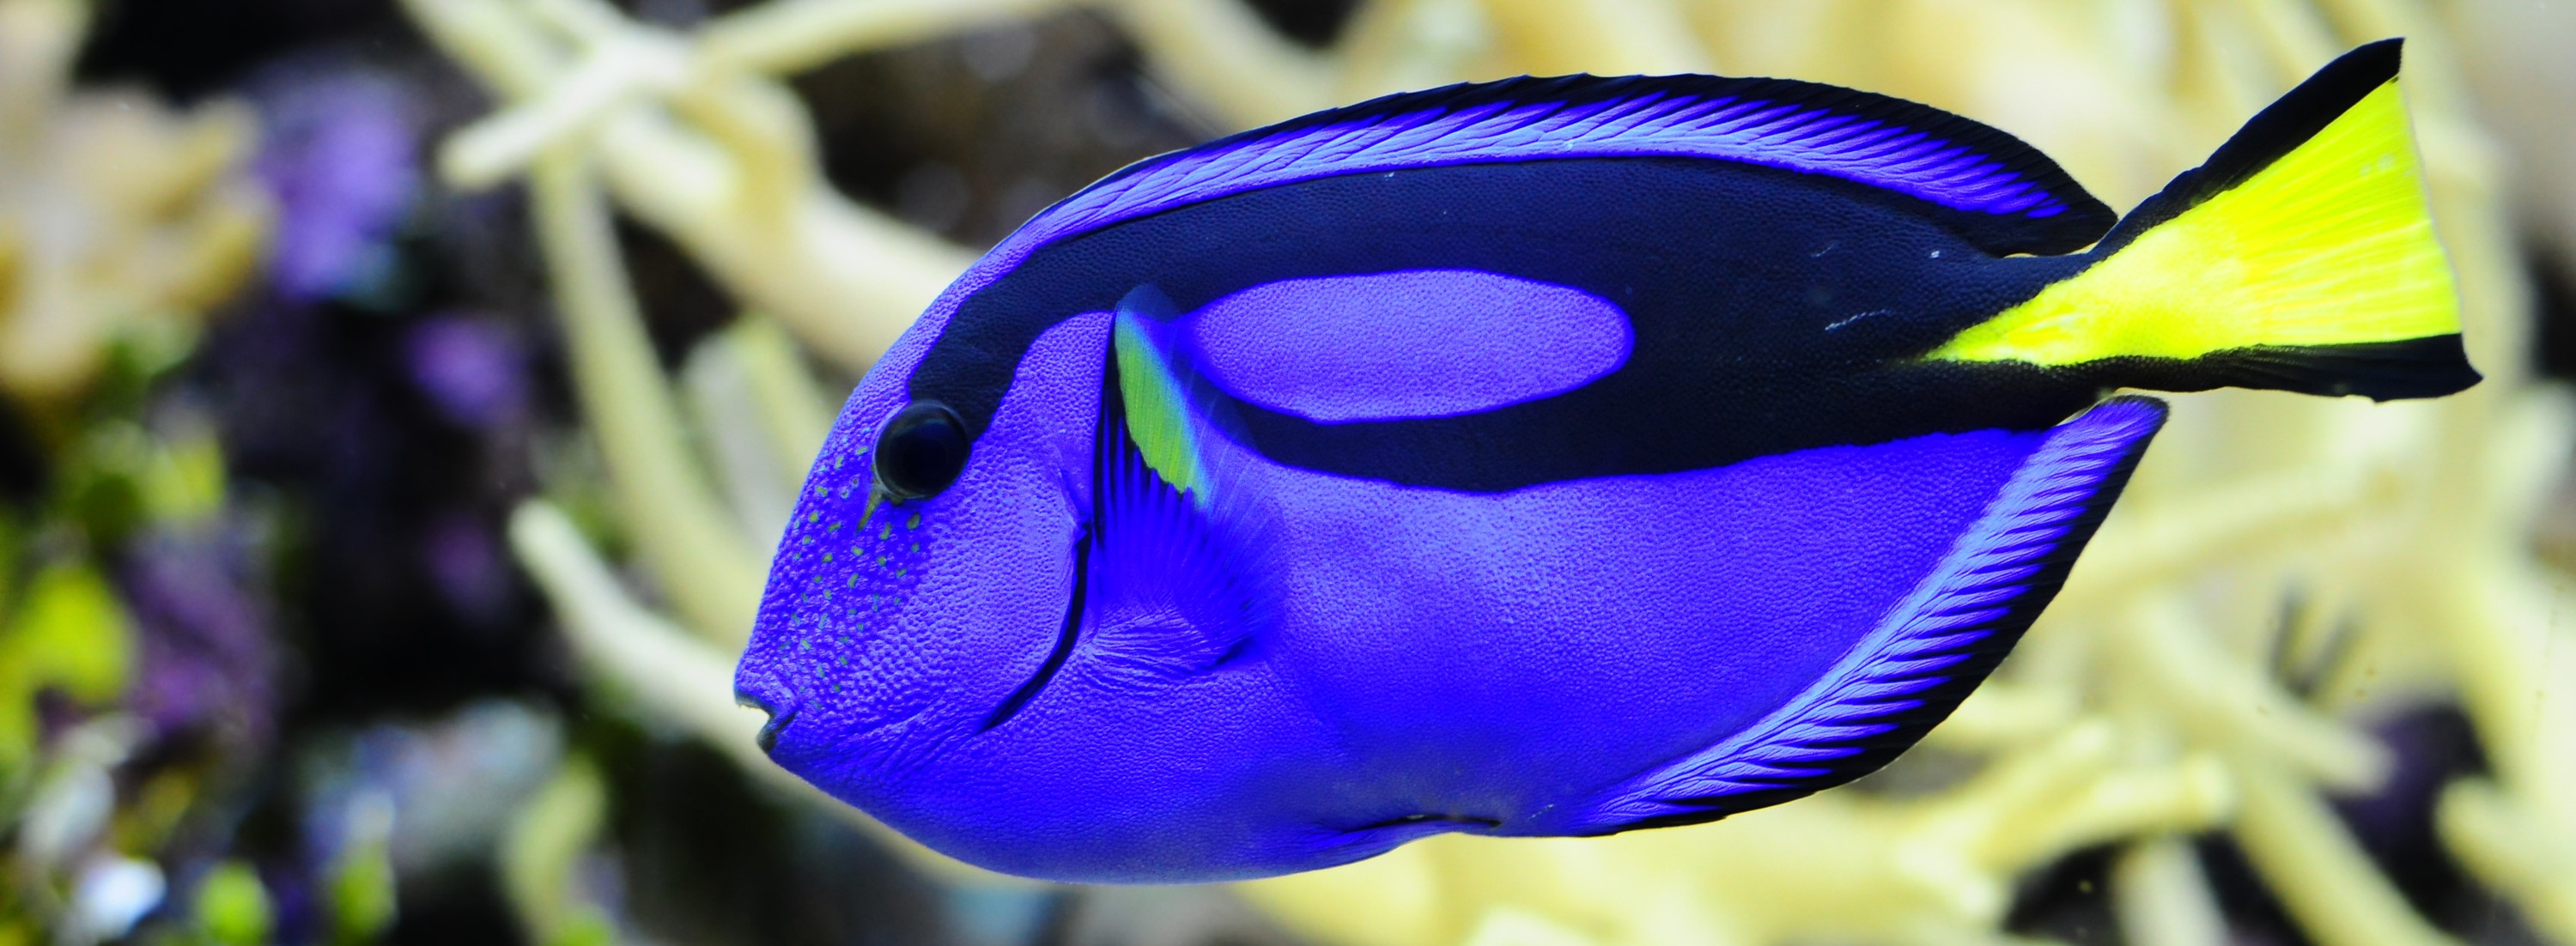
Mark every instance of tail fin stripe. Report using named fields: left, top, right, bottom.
left=1925, top=39, right=2479, bottom=403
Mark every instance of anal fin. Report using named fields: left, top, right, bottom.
left=1533, top=396, right=2169, bottom=835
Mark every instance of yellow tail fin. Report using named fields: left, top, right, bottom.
left=1929, top=39, right=2478, bottom=400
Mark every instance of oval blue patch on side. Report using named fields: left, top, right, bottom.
left=1187, top=270, right=1631, bottom=423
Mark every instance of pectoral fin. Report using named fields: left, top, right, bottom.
left=1088, top=290, right=1268, bottom=677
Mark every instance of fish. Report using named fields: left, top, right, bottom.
left=732, top=39, right=2477, bottom=883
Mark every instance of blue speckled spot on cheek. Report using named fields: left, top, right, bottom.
left=776, top=469, right=949, bottom=712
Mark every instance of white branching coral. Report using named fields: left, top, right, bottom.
left=431, top=0, right=2576, bottom=943
left=0, top=0, right=270, bottom=403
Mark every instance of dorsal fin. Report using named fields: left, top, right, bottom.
left=1533, top=397, right=2168, bottom=835
left=1017, top=74, right=2117, bottom=258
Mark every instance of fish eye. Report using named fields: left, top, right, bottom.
left=873, top=401, right=970, bottom=501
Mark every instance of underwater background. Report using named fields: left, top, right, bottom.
left=0, top=0, right=2572, bottom=943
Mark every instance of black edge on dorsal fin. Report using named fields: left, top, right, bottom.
left=2092, top=39, right=2405, bottom=257
left=1075, top=72, right=2119, bottom=257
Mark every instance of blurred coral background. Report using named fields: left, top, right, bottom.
left=1, top=0, right=2573, bottom=943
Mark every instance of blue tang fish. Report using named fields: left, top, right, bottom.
left=734, top=39, right=2476, bottom=882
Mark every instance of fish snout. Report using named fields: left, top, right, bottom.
left=733, top=676, right=799, bottom=756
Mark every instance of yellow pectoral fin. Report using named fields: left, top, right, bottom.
left=1113, top=289, right=1210, bottom=500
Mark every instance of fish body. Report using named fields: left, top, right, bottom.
left=734, top=40, right=2476, bottom=882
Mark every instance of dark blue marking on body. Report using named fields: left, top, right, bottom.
left=909, top=158, right=2099, bottom=491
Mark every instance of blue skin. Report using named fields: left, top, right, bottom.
left=741, top=312, right=1394, bottom=882
left=734, top=298, right=2065, bottom=882
left=730, top=48, right=2445, bottom=882
left=728, top=66, right=2149, bottom=882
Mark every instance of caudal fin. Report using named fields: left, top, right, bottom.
left=1929, top=39, right=2480, bottom=401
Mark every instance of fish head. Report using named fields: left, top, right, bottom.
left=733, top=309, right=1420, bottom=882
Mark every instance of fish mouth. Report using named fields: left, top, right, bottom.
left=981, top=523, right=1091, bottom=732
left=735, top=684, right=796, bottom=755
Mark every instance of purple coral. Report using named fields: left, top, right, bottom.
left=120, top=529, right=279, bottom=750
left=252, top=66, right=422, bottom=302
left=403, top=316, right=529, bottom=432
